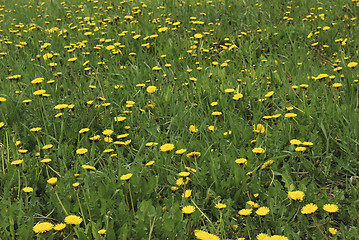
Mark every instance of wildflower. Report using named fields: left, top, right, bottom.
left=261, top=160, right=273, bottom=169
left=98, top=229, right=106, bottom=235
left=347, top=62, right=358, bottom=68
left=33, top=222, right=54, bottom=234
left=76, top=148, right=88, bottom=155
left=73, top=182, right=80, bottom=187
left=41, top=158, right=52, bottom=163
left=171, top=186, right=179, bottom=191
left=290, top=139, right=301, bottom=145
left=256, top=233, right=270, bottom=240
left=146, top=86, right=157, bottom=93
left=30, top=127, right=41, bottom=132
left=238, top=208, right=252, bottom=216
left=64, top=215, right=83, bottom=225
left=33, top=90, right=46, bottom=96
left=179, top=172, right=190, bottom=177
left=284, top=113, right=297, bottom=118
left=182, top=205, right=195, bottom=214
left=189, top=125, right=198, bottom=133
left=102, top=129, right=113, bottom=136
left=68, top=57, right=77, bottom=62
left=288, top=191, right=305, bottom=201
left=0, top=122, right=4, bottom=128
left=43, top=144, right=53, bottom=149
left=194, top=33, right=203, bottom=39
left=23, top=187, right=33, bottom=193
left=79, top=128, right=90, bottom=133
left=0, top=97, right=7, bottom=102
left=235, top=158, right=247, bottom=165
left=215, top=203, right=226, bottom=209
left=332, top=83, right=342, bottom=88
left=146, top=161, right=155, bottom=166
left=186, top=152, right=201, bottom=158
left=82, top=165, right=96, bottom=171
left=120, top=173, right=133, bottom=181
left=301, top=203, right=318, bottom=214
left=265, top=91, right=274, bottom=98
left=256, top=207, right=270, bottom=216
left=212, top=111, right=222, bottom=116
left=114, top=116, right=126, bottom=122
left=252, top=148, right=265, bottom=154
left=323, top=204, right=339, bottom=213
left=208, top=126, right=215, bottom=131
left=295, top=147, right=306, bottom=152
left=47, top=177, right=57, bottom=186
left=160, top=143, right=175, bottom=152
left=253, top=124, right=265, bottom=133
left=182, top=189, right=192, bottom=198
left=329, top=228, right=337, bottom=235
left=54, top=223, right=66, bottom=231
left=194, top=230, right=220, bottom=240
left=175, top=149, right=187, bottom=155
left=11, top=159, right=23, bottom=165
left=233, top=93, right=243, bottom=100
left=302, top=141, right=313, bottom=146
left=247, top=201, right=259, bottom=208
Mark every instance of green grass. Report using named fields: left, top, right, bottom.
left=0, top=0, right=358, bottom=239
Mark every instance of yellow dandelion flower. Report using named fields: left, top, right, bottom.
left=288, top=191, right=305, bottom=201
left=54, top=223, right=66, bottom=231
left=120, top=173, right=133, bottom=181
left=160, top=143, right=175, bottom=152
left=33, top=222, right=54, bottom=234
left=47, top=177, right=57, bottom=186
left=238, top=208, right=252, bottom=216
left=23, top=187, right=33, bottom=193
left=323, top=204, right=339, bottom=213
left=64, top=215, right=82, bottom=225
left=301, top=203, right=318, bottom=214
left=256, top=207, right=270, bottom=216
left=182, top=205, right=195, bottom=214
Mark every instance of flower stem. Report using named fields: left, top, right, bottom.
left=128, top=183, right=135, bottom=218
left=54, top=189, right=68, bottom=215
left=17, top=168, right=21, bottom=199
left=245, top=218, right=252, bottom=240
left=76, top=190, right=87, bottom=229
left=311, top=216, right=328, bottom=240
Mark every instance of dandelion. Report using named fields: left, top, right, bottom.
left=212, top=111, right=222, bottom=116
left=194, top=230, right=220, bottom=240
left=323, top=204, right=339, bottom=213
left=82, top=165, right=96, bottom=171
left=253, top=124, right=265, bottom=133
left=146, top=86, right=157, bottom=93
left=79, top=128, right=90, bottom=133
left=238, top=208, right=252, bottom=216
left=23, top=187, right=33, bottom=193
left=179, top=172, right=190, bottom=177
left=98, top=229, right=106, bottom=235
left=208, top=126, right=215, bottom=131
left=235, top=158, right=247, bottom=165
left=189, top=125, right=198, bottom=133
left=0, top=97, right=7, bottom=102
left=182, top=189, right=192, bottom=198
left=30, top=127, right=42, bottom=132
left=33, top=222, right=54, bottom=234
left=47, top=177, right=57, bottom=186
left=265, top=91, right=274, bottom=98
left=182, top=205, right=195, bottom=214
left=11, top=159, right=23, bottom=165
left=290, top=139, right=301, bottom=145
left=252, top=147, right=265, bottom=154
left=256, top=233, right=270, bottom=240
left=64, top=215, right=83, bottom=225
left=120, top=173, right=133, bottom=181
left=288, top=191, right=305, bottom=201
left=233, top=93, right=243, bottom=100
left=175, top=149, right=187, bottom=155
left=295, top=147, right=306, bottom=152
left=54, top=223, right=66, bottom=231
left=0, top=122, right=4, bottom=129
left=102, top=129, right=113, bottom=136
left=261, top=160, right=273, bottom=169
left=285, top=113, right=297, bottom=118
left=215, top=203, right=226, bottom=209
left=329, top=227, right=337, bottom=235
left=301, top=203, right=318, bottom=214
left=41, top=158, right=52, bottom=163
left=332, top=83, right=343, bottom=88
left=114, top=116, right=126, bottom=122
left=145, top=161, right=155, bottom=166
left=160, top=143, right=175, bottom=152
left=76, top=148, right=88, bottom=155
left=347, top=62, right=358, bottom=68
left=186, top=152, right=201, bottom=158
left=256, top=207, right=270, bottom=216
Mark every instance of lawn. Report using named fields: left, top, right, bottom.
left=0, top=0, right=358, bottom=239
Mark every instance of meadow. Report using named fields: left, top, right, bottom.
left=0, top=0, right=358, bottom=239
